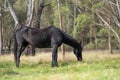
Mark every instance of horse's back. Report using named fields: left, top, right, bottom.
left=15, top=26, right=64, bottom=47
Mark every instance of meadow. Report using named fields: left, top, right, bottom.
left=0, top=51, right=120, bottom=80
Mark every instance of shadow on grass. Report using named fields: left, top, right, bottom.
left=0, top=68, right=19, bottom=77
left=6, top=70, right=19, bottom=75
left=59, top=60, right=79, bottom=67
left=18, top=60, right=81, bottom=69
left=20, top=60, right=51, bottom=68
left=0, top=61, right=14, bottom=68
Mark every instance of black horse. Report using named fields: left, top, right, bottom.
left=14, top=26, right=82, bottom=67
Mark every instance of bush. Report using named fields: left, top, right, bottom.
left=86, top=42, right=95, bottom=50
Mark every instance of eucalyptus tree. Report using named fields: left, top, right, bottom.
left=95, top=0, right=120, bottom=52
left=0, top=0, right=4, bottom=55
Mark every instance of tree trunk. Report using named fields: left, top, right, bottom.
left=0, top=8, right=3, bottom=55
left=8, top=39, right=12, bottom=53
left=33, top=0, right=44, bottom=28
left=7, top=0, right=21, bottom=29
left=94, top=29, right=97, bottom=49
left=108, top=29, right=112, bottom=53
left=116, top=0, right=120, bottom=18
left=57, top=0, right=65, bottom=60
left=73, top=2, right=76, bottom=27
left=108, top=18, right=113, bottom=54
left=89, top=26, right=92, bottom=43
left=26, top=0, right=34, bottom=26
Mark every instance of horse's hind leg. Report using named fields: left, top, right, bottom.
left=16, top=44, right=26, bottom=67
left=31, top=46, right=35, bottom=56
left=51, top=45, right=58, bottom=67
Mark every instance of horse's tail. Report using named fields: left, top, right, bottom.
left=14, top=33, right=18, bottom=66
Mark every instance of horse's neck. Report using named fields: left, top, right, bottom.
left=68, top=40, right=79, bottom=49
left=63, top=36, right=79, bottom=49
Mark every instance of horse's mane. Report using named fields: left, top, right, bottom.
left=16, top=26, right=28, bottom=32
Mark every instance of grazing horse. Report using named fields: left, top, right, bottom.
left=14, top=26, right=82, bottom=67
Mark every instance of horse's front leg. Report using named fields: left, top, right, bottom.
left=52, top=45, right=58, bottom=67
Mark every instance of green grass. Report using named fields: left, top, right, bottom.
left=0, top=51, right=120, bottom=80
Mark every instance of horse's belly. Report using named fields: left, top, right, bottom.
left=36, top=45, right=51, bottom=48
left=33, top=42, right=51, bottom=48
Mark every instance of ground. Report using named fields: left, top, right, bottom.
left=0, top=51, right=120, bottom=80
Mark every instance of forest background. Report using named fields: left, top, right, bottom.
left=0, top=0, right=120, bottom=55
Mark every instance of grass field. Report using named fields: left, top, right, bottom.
left=0, top=51, right=120, bottom=80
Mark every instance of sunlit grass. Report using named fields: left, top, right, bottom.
left=0, top=51, right=120, bottom=80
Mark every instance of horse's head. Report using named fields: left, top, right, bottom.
left=74, top=44, right=82, bottom=61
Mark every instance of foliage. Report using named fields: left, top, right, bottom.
left=13, top=0, right=27, bottom=24
left=1, top=0, right=120, bottom=52
left=96, top=39, right=108, bottom=49
left=86, top=42, right=95, bottom=50
left=72, top=13, right=90, bottom=38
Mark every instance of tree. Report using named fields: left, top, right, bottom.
left=7, top=0, right=35, bottom=55
left=25, top=0, right=34, bottom=26
left=33, top=0, right=43, bottom=28
left=1, top=0, right=119, bottom=54
left=7, top=0, right=52, bottom=55
left=0, top=0, right=4, bottom=55
left=33, top=0, right=51, bottom=28
left=94, top=0, right=120, bottom=52
left=7, top=0, right=21, bottom=29
left=56, top=0, right=65, bottom=60
left=0, top=7, right=3, bottom=55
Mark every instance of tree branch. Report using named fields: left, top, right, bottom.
left=3, top=0, right=9, bottom=12
left=43, top=3, right=51, bottom=7
left=33, top=0, right=50, bottom=28
left=96, top=12, right=120, bottom=44
left=111, top=14, right=120, bottom=28
left=116, top=0, right=120, bottom=18
left=108, top=1, right=117, bottom=6
left=7, top=0, right=21, bottom=29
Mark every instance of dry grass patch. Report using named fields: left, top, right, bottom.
left=0, top=51, right=120, bottom=64
left=0, top=50, right=120, bottom=80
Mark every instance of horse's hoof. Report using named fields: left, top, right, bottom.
left=16, top=66, right=19, bottom=68
left=16, top=64, right=19, bottom=68
left=78, top=58, right=82, bottom=61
